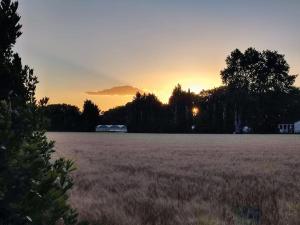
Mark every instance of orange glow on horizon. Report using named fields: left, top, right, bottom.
left=35, top=70, right=223, bottom=111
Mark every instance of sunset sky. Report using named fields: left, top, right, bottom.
left=16, top=0, right=300, bottom=110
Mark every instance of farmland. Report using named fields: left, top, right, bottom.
left=48, top=133, right=300, bottom=225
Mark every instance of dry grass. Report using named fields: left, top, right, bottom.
left=48, top=133, right=300, bottom=225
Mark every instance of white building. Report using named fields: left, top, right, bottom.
left=278, top=123, right=294, bottom=134
left=278, top=120, right=300, bottom=134
left=294, top=121, right=300, bottom=134
left=95, top=125, right=127, bottom=133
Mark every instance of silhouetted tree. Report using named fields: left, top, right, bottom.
left=127, top=92, right=168, bottom=132
left=101, top=92, right=173, bottom=133
left=81, top=100, right=100, bottom=132
left=43, top=104, right=81, bottom=131
left=39, top=49, right=299, bottom=134
left=102, top=105, right=128, bottom=125
left=221, top=48, right=297, bottom=133
left=169, top=84, right=197, bottom=132
left=196, top=87, right=233, bottom=133
left=0, top=1, right=77, bottom=224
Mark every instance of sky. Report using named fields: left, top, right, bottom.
left=16, top=0, right=300, bottom=110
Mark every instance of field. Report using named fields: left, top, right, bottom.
left=48, top=133, right=300, bottom=225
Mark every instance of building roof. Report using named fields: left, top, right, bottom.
left=96, top=125, right=126, bottom=127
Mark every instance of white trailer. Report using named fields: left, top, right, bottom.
left=96, top=125, right=127, bottom=133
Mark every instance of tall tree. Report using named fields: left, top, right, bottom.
left=0, top=1, right=77, bottom=224
left=44, top=104, right=81, bottom=131
left=221, top=48, right=297, bottom=133
left=81, top=100, right=100, bottom=132
left=197, top=87, right=233, bottom=133
left=127, top=92, right=167, bottom=132
left=169, top=84, right=195, bottom=132
left=102, top=92, right=172, bottom=133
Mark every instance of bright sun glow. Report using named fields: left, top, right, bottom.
left=192, top=107, right=199, bottom=116
left=189, top=85, right=202, bottom=94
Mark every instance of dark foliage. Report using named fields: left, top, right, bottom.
left=44, top=79, right=300, bottom=134
left=81, top=100, right=100, bottom=132
left=220, top=48, right=298, bottom=133
left=102, top=89, right=199, bottom=133
left=102, top=92, right=173, bottom=133
left=0, top=1, right=77, bottom=224
left=196, top=86, right=234, bottom=133
left=43, top=100, right=100, bottom=132
left=169, top=84, right=198, bottom=132
left=43, top=104, right=81, bottom=132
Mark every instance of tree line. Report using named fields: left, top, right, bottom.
left=43, top=48, right=300, bottom=133
left=41, top=99, right=100, bottom=132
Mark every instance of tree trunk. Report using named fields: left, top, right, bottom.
left=234, top=105, right=242, bottom=133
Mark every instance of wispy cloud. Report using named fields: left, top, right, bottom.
left=27, top=46, right=123, bottom=85
left=86, top=85, right=144, bottom=96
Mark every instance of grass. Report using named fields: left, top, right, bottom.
left=49, top=133, right=300, bottom=225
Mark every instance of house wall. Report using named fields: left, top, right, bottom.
left=278, top=124, right=294, bottom=134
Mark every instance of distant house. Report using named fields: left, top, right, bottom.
left=278, top=123, right=294, bottom=134
left=278, top=120, right=300, bottom=134
left=95, top=125, right=127, bottom=133
left=295, top=121, right=300, bottom=134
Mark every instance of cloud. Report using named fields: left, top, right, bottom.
left=86, top=85, right=144, bottom=96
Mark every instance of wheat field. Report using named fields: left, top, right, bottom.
left=48, top=133, right=300, bottom=225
